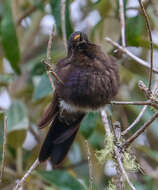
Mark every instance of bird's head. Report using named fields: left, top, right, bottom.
left=68, top=31, right=89, bottom=54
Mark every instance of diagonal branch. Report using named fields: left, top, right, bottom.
left=14, top=159, right=40, bottom=190
left=105, top=37, right=158, bottom=74
left=101, top=111, right=136, bottom=190
left=112, top=122, right=136, bottom=190
left=138, top=0, right=153, bottom=92
left=42, top=26, right=64, bottom=87
left=123, top=112, right=158, bottom=148
left=114, top=146, right=136, bottom=190
left=122, top=105, right=147, bottom=136
left=16, top=0, right=47, bottom=25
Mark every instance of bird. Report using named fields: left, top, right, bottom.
left=38, top=31, right=119, bottom=166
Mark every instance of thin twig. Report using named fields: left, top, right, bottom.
left=122, top=105, right=147, bottom=136
left=112, top=122, right=121, bottom=142
left=14, top=159, right=40, bottom=190
left=85, top=140, right=93, bottom=190
left=45, top=25, right=56, bottom=89
left=45, top=26, right=56, bottom=89
left=111, top=100, right=151, bottom=106
left=0, top=115, right=7, bottom=183
left=114, top=146, right=136, bottom=190
left=126, top=0, right=151, bottom=12
left=115, top=164, right=124, bottom=190
left=138, top=0, right=153, bottom=92
left=100, top=109, right=111, bottom=136
left=119, top=0, right=126, bottom=47
left=111, top=100, right=158, bottom=111
left=42, top=26, right=63, bottom=87
left=61, top=0, right=67, bottom=51
left=47, top=73, right=55, bottom=89
left=122, top=80, right=158, bottom=136
left=105, top=37, right=158, bottom=74
left=101, top=114, right=135, bottom=190
left=46, top=26, right=55, bottom=63
left=16, top=0, right=47, bottom=25
left=123, top=112, right=158, bottom=148
left=112, top=122, right=124, bottom=190
left=112, top=122, right=136, bottom=190
left=17, top=6, right=36, bottom=25
left=29, top=125, right=41, bottom=144
left=43, top=60, right=64, bottom=86
left=138, top=80, right=158, bottom=110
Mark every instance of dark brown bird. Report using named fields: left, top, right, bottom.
left=38, top=31, right=119, bottom=166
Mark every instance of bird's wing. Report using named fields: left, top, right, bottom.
left=38, top=91, right=59, bottom=129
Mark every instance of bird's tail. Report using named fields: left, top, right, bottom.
left=39, top=112, right=85, bottom=166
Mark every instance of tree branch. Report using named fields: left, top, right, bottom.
left=114, top=146, right=136, bottom=190
left=16, top=0, right=47, bottom=25
left=0, top=115, right=7, bottom=183
left=42, top=26, right=64, bottom=87
left=105, top=37, right=158, bottom=74
left=111, top=100, right=151, bottom=106
left=138, top=0, right=153, bottom=92
left=85, top=140, right=94, bottom=190
left=119, top=0, right=126, bottom=47
left=123, top=112, right=158, bottom=148
left=61, top=0, right=67, bottom=51
left=14, top=159, right=40, bottom=190
left=100, top=109, right=111, bottom=136
left=122, top=105, right=147, bottom=136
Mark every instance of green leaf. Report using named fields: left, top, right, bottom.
left=89, top=131, right=104, bottom=149
left=80, top=112, right=100, bottom=138
left=0, top=0, right=21, bottom=74
left=94, top=0, right=112, bottom=18
left=65, top=0, right=73, bottom=39
left=33, top=1, right=45, bottom=11
left=7, top=100, right=29, bottom=132
left=50, top=0, right=73, bottom=39
left=38, top=170, right=86, bottom=190
left=33, top=74, right=53, bottom=100
left=7, top=130, right=26, bottom=148
left=50, top=0, right=61, bottom=35
left=126, top=15, right=145, bottom=46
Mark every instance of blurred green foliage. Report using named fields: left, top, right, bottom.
left=38, top=170, right=87, bottom=190
left=0, top=0, right=20, bottom=74
left=0, top=0, right=158, bottom=189
left=50, top=0, right=73, bottom=38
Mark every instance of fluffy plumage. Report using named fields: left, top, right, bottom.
left=38, top=31, right=119, bottom=166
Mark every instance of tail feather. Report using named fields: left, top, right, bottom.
left=39, top=112, right=85, bottom=165
left=50, top=129, right=79, bottom=165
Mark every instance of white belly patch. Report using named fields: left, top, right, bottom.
left=59, top=100, right=105, bottom=113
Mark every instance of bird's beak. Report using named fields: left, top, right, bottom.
left=74, top=34, right=80, bottom=40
